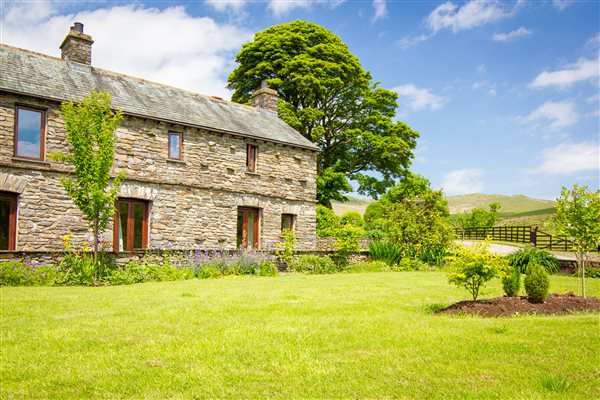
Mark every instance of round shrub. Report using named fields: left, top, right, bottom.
left=501, top=266, right=521, bottom=297
left=524, top=263, right=550, bottom=303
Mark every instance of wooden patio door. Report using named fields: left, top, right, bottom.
left=237, top=207, right=259, bottom=249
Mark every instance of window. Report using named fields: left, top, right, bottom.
left=237, top=207, right=259, bottom=249
left=14, top=106, right=45, bottom=160
left=281, top=214, right=296, bottom=232
left=168, top=132, right=182, bottom=160
left=114, top=199, right=148, bottom=251
left=246, top=144, right=257, bottom=172
left=0, top=192, right=17, bottom=251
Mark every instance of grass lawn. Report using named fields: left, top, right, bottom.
left=1, top=272, right=599, bottom=399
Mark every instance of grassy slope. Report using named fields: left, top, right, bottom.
left=447, top=194, right=556, bottom=214
left=2, top=273, right=599, bottom=399
left=331, top=196, right=374, bottom=216
left=332, top=194, right=556, bottom=217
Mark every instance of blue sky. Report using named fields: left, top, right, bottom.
left=1, top=0, right=598, bottom=199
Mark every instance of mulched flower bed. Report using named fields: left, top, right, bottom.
left=438, top=293, right=600, bottom=317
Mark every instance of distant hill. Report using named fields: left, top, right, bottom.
left=331, top=196, right=374, bottom=216
left=446, top=194, right=556, bottom=215
left=332, top=193, right=556, bottom=217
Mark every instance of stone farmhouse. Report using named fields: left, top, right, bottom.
left=0, top=23, right=318, bottom=253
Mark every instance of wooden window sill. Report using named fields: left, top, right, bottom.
left=11, top=157, right=51, bottom=166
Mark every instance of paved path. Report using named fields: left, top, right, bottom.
left=456, top=241, right=599, bottom=264
left=457, top=241, right=521, bottom=256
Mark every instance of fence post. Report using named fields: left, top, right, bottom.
left=530, top=227, right=537, bottom=247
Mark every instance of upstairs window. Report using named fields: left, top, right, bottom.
left=168, top=132, right=182, bottom=160
left=14, top=106, right=45, bottom=160
left=114, top=199, right=148, bottom=251
left=246, top=144, right=257, bottom=172
left=281, top=214, right=296, bottom=232
left=0, top=192, right=17, bottom=251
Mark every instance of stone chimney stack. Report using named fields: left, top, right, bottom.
left=251, top=81, right=279, bottom=113
left=60, top=22, right=94, bottom=65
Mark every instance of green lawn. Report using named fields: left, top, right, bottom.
left=1, top=272, right=599, bottom=399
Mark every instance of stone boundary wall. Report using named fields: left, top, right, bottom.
left=316, top=237, right=372, bottom=252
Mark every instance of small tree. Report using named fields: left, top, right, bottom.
left=53, top=90, right=124, bottom=285
left=448, top=241, right=507, bottom=301
left=553, top=185, right=600, bottom=298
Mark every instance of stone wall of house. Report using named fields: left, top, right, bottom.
left=0, top=92, right=317, bottom=251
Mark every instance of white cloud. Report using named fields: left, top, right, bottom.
left=205, top=0, right=247, bottom=15
left=426, top=0, right=517, bottom=33
left=442, top=169, right=484, bottom=195
left=529, top=141, right=599, bottom=174
left=477, top=64, right=487, bottom=73
left=553, top=0, right=573, bottom=10
left=267, top=0, right=344, bottom=17
left=1, top=3, right=252, bottom=99
left=372, top=0, right=387, bottom=22
left=492, top=26, right=531, bottom=42
left=522, top=101, right=579, bottom=131
left=399, top=1, right=521, bottom=48
left=530, top=57, right=600, bottom=89
left=391, top=84, right=445, bottom=112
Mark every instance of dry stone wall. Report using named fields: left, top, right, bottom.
left=0, top=92, right=317, bottom=251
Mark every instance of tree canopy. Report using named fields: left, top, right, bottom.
left=227, top=21, right=419, bottom=205
left=363, top=174, right=453, bottom=249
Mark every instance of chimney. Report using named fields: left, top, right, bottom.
left=251, top=81, right=279, bottom=114
left=60, top=22, right=94, bottom=65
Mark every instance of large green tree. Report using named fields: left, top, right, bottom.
left=53, top=90, right=124, bottom=285
left=227, top=21, right=419, bottom=205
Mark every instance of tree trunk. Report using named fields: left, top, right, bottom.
left=93, top=225, right=99, bottom=287
left=582, top=251, right=587, bottom=299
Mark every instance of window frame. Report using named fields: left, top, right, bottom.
left=113, top=198, right=149, bottom=252
left=14, top=105, right=46, bottom=161
left=168, top=132, right=183, bottom=161
left=281, top=213, right=296, bottom=232
left=0, top=191, right=18, bottom=251
left=246, top=144, right=258, bottom=172
left=237, top=207, right=260, bottom=249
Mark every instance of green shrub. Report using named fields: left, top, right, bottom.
left=333, top=224, right=364, bottom=266
left=340, top=211, right=364, bottom=227
left=316, top=204, right=340, bottom=237
left=501, top=266, right=521, bottom=297
left=344, top=260, right=390, bottom=273
left=448, top=242, right=508, bottom=301
left=0, top=259, right=59, bottom=286
left=396, top=258, right=430, bottom=271
left=57, top=251, right=113, bottom=286
left=289, top=255, right=340, bottom=274
left=369, top=241, right=403, bottom=266
left=417, top=245, right=449, bottom=267
left=506, top=247, right=559, bottom=274
left=580, top=267, right=600, bottom=279
left=275, top=229, right=297, bottom=269
left=524, top=263, right=550, bottom=303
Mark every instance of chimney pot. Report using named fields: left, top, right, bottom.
left=251, top=82, right=279, bottom=114
left=60, top=23, right=94, bottom=66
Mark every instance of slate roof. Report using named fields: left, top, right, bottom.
left=0, top=44, right=318, bottom=151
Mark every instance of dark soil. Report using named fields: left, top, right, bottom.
left=439, top=293, right=600, bottom=317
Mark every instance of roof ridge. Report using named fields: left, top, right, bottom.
left=0, top=43, right=256, bottom=113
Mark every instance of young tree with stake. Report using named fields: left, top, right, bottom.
left=53, top=90, right=124, bottom=285
left=553, top=185, right=600, bottom=298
